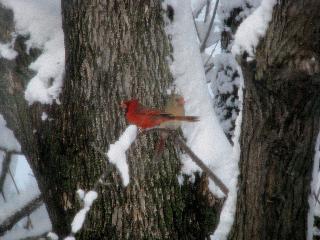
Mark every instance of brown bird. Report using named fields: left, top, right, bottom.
left=161, top=94, right=187, bottom=129
left=155, top=94, right=198, bottom=155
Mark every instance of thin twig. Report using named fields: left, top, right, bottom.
left=0, top=148, right=22, bottom=201
left=0, top=153, right=11, bottom=202
left=314, top=191, right=320, bottom=206
left=205, top=63, right=215, bottom=74
left=193, top=0, right=208, bottom=18
left=204, top=41, right=219, bottom=67
left=204, top=0, right=211, bottom=23
left=1, top=191, right=5, bottom=202
left=174, top=134, right=229, bottom=196
left=0, top=195, right=42, bottom=236
left=8, top=168, right=20, bottom=194
left=0, top=147, right=22, bottom=155
left=90, top=143, right=116, bottom=190
left=193, top=16, right=201, bottom=42
left=200, top=0, right=220, bottom=52
left=144, top=128, right=229, bottom=196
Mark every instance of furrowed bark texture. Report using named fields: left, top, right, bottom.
left=230, top=1, right=320, bottom=239
left=0, top=1, right=220, bottom=239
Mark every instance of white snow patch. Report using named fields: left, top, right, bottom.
left=47, top=232, right=59, bottom=240
left=177, top=174, right=184, bottom=186
left=231, top=0, right=277, bottom=57
left=314, top=227, right=320, bottom=236
left=211, top=65, right=243, bottom=240
left=24, top=32, right=65, bottom=105
left=64, top=237, right=76, bottom=240
left=71, top=190, right=98, bottom=234
left=107, top=125, right=137, bottom=186
left=0, top=114, right=21, bottom=152
left=77, top=189, right=85, bottom=200
left=41, top=112, right=48, bottom=121
left=0, top=42, right=17, bottom=60
left=83, top=190, right=98, bottom=208
left=165, top=0, right=232, bottom=197
left=13, top=155, right=38, bottom=191
left=72, top=208, right=89, bottom=233
left=210, top=53, right=240, bottom=138
left=307, top=132, right=320, bottom=240
left=1, top=0, right=65, bottom=105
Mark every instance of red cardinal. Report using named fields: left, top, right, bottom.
left=121, top=99, right=198, bottom=129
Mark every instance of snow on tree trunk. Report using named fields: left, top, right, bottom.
left=229, top=1, right=320, bottom=239
left=0, top=1, right=222, bottom=239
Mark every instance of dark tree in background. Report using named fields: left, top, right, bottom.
left=230, top=1, right=320, bottom=239
left=0, top=1, right=220, bottom=239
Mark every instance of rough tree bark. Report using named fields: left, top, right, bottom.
left=0, top=1, right=221, bottom=239
left=230, top=1, right=320, bottom=239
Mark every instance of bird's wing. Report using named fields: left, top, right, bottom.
left=136, top=105, right=173, bottom=117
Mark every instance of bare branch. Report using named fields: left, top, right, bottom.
left=143, top=128, right=229, bottom=196
left=314, top=192, right=320, bottom=206
left=204, top=41, right=219, bottom=67
left=205, top=63, right=215, bottom=74
left=0, top=147, right=22, bottom=155
left=173, top=134, right=229, bottom=196
left=0, top=195, right=42, bottom=236
left=90, top=143, right=117, bottom=190
left=193, top=0, right=208, bottom=18
left=0, top=148, right=22, bottom=201
left=200, top=0, right=220, bottom=52
left=204, top=0, right=211, bottom=23
left=193, top=16, right=201, bottom=41
left=8, top=168, right=20, bottom=194
left=92, top=128, right=229, bottom=196
left=314, top=188, right=320, bottom=206
left=0, top=152, right=11, bottom=202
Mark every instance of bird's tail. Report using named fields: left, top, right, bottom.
left=171, top=116, right=199, bottom=122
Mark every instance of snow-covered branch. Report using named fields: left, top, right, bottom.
left=173, top=132, right=229, bottom=196
left=1, top=0, right=65, bottom=105
left=232, top=0, right=277, bottom=58
left=71, top=191, right=98, bottom=234
left=0, top=195, right=42, bottom=236
left=165, top=0, right=232, bottom=198
left=107, top=125, right=137, bottom=186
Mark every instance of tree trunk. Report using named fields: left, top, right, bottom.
left=230, top=1, right=320, bottom=239
left=0, top=1, right=220, bottom=239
